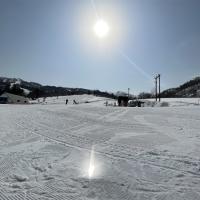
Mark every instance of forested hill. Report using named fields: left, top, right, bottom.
left=161, top=77, right=200, bottom=98
left=0, top=77, right=116, bottom=99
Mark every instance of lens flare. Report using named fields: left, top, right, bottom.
left=88, top=146, right=95, bottom=178
left=88, top=164, right=95, bottom=178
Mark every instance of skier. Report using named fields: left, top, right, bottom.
left=73, top=99, right=78, bottom=104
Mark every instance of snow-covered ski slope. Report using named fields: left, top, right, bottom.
left=33, top=95, right=110, bottom=105
left=0, top=95, right=200, bottom=200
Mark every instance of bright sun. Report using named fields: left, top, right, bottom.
left=94, top=19, right=110, bottom=38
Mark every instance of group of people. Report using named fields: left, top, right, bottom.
left=65, top=99, right=78, bottom=105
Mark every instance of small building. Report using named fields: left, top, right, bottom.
left=0, top=92, right=29, bottom=104
left=128, top=100, right=145, bottom=107
left=118, top=96, right=129, bottom=107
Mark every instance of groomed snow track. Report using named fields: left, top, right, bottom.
left=0, top=97, right=200, bottom=200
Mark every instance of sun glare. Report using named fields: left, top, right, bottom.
left=88, top=163, right=95, bottom=178
left=94, top=19, right=110, bottom=38
left=88, top=146, right=95, bottom=178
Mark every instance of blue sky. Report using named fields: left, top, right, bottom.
left=0, top=0, right=200, bottom=94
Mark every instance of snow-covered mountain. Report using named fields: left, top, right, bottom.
left=161, top=76, right=200, bottom=98
left=0, top=77, right=116, bottom=99
left=1, top=76, right=200, bottom=99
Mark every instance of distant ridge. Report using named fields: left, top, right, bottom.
left=161, top=76, right=200, bottom=98
left=0, top=77, right=116, bottom=99
left=1, top=76, right=200, bottom=99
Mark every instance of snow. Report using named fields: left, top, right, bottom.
left=32, top=94, right=110, bottom=105
left=21, top=88, right=30, bottom=95
left=141, top=98, right=200, bottom=107
left=0, top=95, right=200, bottom=199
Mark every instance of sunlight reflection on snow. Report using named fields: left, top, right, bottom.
left=88, top=146, right=95, bottom=179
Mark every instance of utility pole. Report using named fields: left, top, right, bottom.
left=155, top=74, right=161, bottom=102
left=155, top=77, right=157, bottom=101
left=128, top=88, right=130, bottom=98
left=158, top=74, right=161, bottom=102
